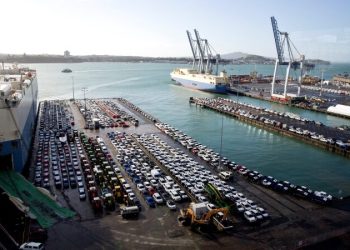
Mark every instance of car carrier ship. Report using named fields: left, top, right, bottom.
left=170, top=29, right=228, bottom=94
left=0, top=64, right=38, bottom=172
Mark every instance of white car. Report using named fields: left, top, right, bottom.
left=244, top=211, right=257, bottom=223
left=128, top=192, right=136, bottom=201
left=256, top=207, right=269, bottom=218
left=150, top=179, right=159, bottom=188
left=169, top=190, right=181, bottom=202
left=166, top=200, right=177, bottom=211
left=197, top=195, right=208, bottom=202
left=121, top=183, right=131, bottom=193
left=78, top=188, right=86, bottom=200
left=172, top=183, right=181, bottom=191
left=19, top=242, right=44, bottom=250
left=152, top=192, right=164, bottom=204
left=250, top=209, right=264, bottom=220
left=144, top=181, right=152, bottom=189
left=206, top=203, right=217, bottom=210
left=236, top=203, right=245, bottom=213
left=163, top=183, right=172, bottom=192
left=136, top=183, right=145, bottom=193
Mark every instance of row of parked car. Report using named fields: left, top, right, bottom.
left=302, top=85, right=350, bottom=96
left=34, top=101, right=83, bottom=201
left=108, top=131, right=181, bottom=211
left=76, top=100, right=115, bottom=129
left=155, top=122, right=231, bottom=170
left=229, top=165, right=333, bottom=204
left=103, top=100, right=139, bottom=126
left=117, top=98, right=158, bottom=123
left=156, top=122, right=334, bottom=205
left=75, top=133, right=123, bottom=213
left=133, top=132, right=270, bottom=224
left=196, top=97, right=350, bottom=149
left=111, top=99, right=270, bottom=223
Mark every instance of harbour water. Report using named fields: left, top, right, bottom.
left=31, top=62, right=350, bottom=197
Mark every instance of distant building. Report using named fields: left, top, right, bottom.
left=64, top=50, right=70, bottom=57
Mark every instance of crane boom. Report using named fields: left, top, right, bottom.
left=271, top=16, right=284, bottom=64
left=194, top=29, right=205, bottom=73
left=186, top=30, right=197, bottom=65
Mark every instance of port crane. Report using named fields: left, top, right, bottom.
left=270, top=16, right=314, bottom=100
left=186, top=29, right=220, bottom=75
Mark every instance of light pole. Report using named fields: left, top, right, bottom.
left=81, top=87, right=88, bottom=120
left=72, top=76, right=75, bottom=101
left=218, top=115, right=224, bottom=171
left=320, top=69, right=324, bottom=97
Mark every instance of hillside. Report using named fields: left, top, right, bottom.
left=0, top=54, right=191, bottom=64
left=221, top=52, right=330, bottom=65
left=220, top=52, right=249, bottom=60
left=0, top=52, right=330, bottom=65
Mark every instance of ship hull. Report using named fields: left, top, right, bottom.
left=171, top=75, right=227, bottom=94
left=0, top=77, right=38, bottom=172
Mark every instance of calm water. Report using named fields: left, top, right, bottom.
left=30, top=62, right=350, bottom=196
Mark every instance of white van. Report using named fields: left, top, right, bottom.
left=19, top=242, right=45, bottom=250
left=121, top=206, right=139, bottom=218
left=218, top=171, right=232, bottom=180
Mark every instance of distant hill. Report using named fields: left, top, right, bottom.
left=0, top=53, right=191, bottom=64
left=0, top=52, right=330, bottom=65
left=221, top=51, right=330, bottom=65
left=221, top=52, right=250, bottom=60
left=305, top=59, right=331, bottom=65
left=221, top=52, right=274, bottom=65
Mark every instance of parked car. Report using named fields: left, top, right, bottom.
left=244, top=211, right=257, bottom=223
left=166, top=200, right=177, bottom=211
left=152, top=192, right=164, bottom=204
left=136, top=183, right=146, bottom=193
left=78, top=188, right=86, bottom=200
left=19, top=242, right=44, bottom=250
left=169, top=190, right=181, bottom=202
left=145, top=196, right=156, bottom=208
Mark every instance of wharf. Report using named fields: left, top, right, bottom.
left=227, top=84, right=350, bottom=120
left=32, top=98, right=350, bottom=250
left=190, top=97, right=350, bottom=158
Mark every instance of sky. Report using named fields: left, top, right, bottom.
left=1, top=0, right=350, bottom=62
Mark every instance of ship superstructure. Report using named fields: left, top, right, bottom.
left=0, top=65, right=38, bottom=172
left=170, top=29, right=228, bottom=93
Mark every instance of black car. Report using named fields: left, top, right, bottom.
left=133, top=199, right=142, bottom=211
left=62, top=178, right=69, bottom=189
left=54, top=176, right=61, bottom=187
left=69, top=177, right=77, bottom=188
left=34, top=177, right=42, bottom=186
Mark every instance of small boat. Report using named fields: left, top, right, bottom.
left=62, top=68, right=72, bottom=73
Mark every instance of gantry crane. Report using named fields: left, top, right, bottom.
left=270, top=16, right=314, bottom=100
left=186, top=29, right=220, bottom=75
